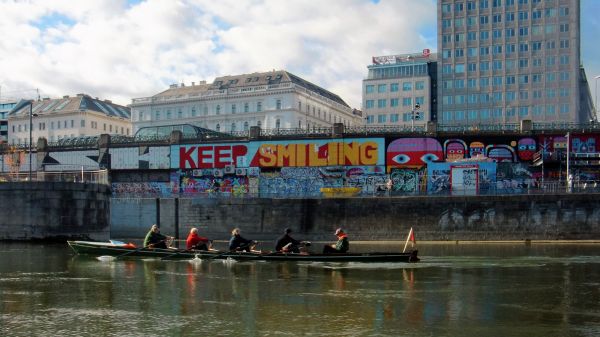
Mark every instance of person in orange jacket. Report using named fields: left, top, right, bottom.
left=186, top=227, right=211, bottom=250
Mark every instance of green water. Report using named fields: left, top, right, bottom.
left=1, top=242, right=599, bottom=337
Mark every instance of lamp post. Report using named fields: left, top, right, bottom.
left=595, top=75, right=600, bottom=120
left=28, top=100, right=33, bottom=181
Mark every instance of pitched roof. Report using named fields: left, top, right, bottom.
left=9, top=94, right=131, bottom=119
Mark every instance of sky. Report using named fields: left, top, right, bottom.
left=0, top=0, right=599, bottom=110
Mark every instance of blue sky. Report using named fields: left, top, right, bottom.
left=0, top=0, right=598, bottom=112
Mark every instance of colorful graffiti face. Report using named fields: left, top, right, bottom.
left=572, top=136, right=597, bottom=153
left=446, top=142, right=466, bottom=161
left=517, top=138, right=537, bottom=161
left=469, top=142, right=485, bottom=158
left=486, top=145, right=515, bottom=162
left=554, top=137, right=567, bottom=150
left=386, top=138, right=443, bottom=167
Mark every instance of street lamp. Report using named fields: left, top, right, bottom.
left=28, top=100, right=33, bottom=181
left=595, top=75, right=600, bottom=120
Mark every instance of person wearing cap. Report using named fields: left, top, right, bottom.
left=323, top=228, right=349, bottom=254
left=143, top=224, right=173, bottom=249
left=186, top=227, right=212, bottom=250
left=275, top=228, right=303, bottom=253
left=229, top=228, right=256, bottom=252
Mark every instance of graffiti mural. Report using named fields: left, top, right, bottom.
left=444, top=139, right=468, bottom=161
left=386, top=138, right=443, bottom=168
left=390, top=168, right=420, bottom=193
left=179, top=171, right=249, bottom=196
left=43, top=150, right=99, bottom=171
left=427, top=162, right=496, bottom=194
left=496, top=163, right=534, bottom=193
left=110, top=146, right=170, bottom=169
left=248, top=138, right=385, bottom=167
left=172, top=143, right=248, bottom=169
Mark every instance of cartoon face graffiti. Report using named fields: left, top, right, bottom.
left=517, top=138, right=537, bottom=161
left=486, top=145, right=516, bottom=162
left=469, top=142, right=485, bottom=158
left=446, top=142, right=466, bottom=161
left=553, top=137, right=567, bottom=151
left=386, top=138, right=443, bottom=167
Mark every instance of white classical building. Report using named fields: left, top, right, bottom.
left=8, top=94, right=131, bottom=145
left=130, top=70, right=360, bottom=133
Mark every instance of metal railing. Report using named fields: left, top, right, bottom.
left=0, top=169, right=109, bottom=185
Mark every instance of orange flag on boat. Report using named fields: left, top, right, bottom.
left=403, top=227, right=416, bottom=253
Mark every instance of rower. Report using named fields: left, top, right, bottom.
left=186, top=227, right=212, bottom=250
left=229, top=228, right=257, bottom=252
left=323, top=228, right=349, bottom=254
left=275, top=228, right=308, bottom=253
left=143, top=224, right=173, bottom=249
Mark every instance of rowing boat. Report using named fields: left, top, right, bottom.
left=67, top=240, right=419, bottom=263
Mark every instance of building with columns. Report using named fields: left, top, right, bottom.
left=8, top=94, right=131, bottom=145
left=129, top=70, right=360, bottom=134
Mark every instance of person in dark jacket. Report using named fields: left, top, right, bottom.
left=143, top=224, right=172, bottom=249
left=229, top=228, right=255, bottom=252
left=275, top=228, right=302, bottom=253
left=323, top=228, right=349, bottom=254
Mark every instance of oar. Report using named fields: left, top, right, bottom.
left=161, top=247, right=193, bottom=260
left=97, top=240, right=165, bottom=261
left=208, top=242, right=254, bottom=260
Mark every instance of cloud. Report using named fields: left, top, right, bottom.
left=2, top=0, right=597, bottom=113
left=0, top=0, right=437, bottom=108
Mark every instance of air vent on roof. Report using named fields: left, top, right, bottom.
left=104, top=100, right=112, bottom=104
left=169, top=84, right=178, bottom=88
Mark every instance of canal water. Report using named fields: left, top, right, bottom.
left=1, top=242, right=599, bottom=337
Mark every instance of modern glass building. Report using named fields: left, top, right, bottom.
left=437, top=0, right=594, bottom=125
left=0, top=100, right=17, bottom=142
left=362, top=52, right=437, bottom=127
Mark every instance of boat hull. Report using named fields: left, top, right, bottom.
left=67, top=241, right=419, bottom=263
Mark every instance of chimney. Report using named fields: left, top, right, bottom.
left=180, top=83, right=185, bottom=87
left=104, top=99, right=112, bottom=104
left=191, top=82, right=195, bottom=86
left=63, top=95, right=69, bottom=99
left=199, top=80, right=206, bottom=84
left=169, top=84, right=177, bottom=88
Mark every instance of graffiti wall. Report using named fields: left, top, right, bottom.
left=249, top=138, right=385, bottom=167
left=110, top=146, right=170, bottom=169
left=427, top=162, right=497, bottom=195
left=42, top=150, right=99, bottom=171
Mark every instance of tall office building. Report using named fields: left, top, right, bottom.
left=0, top=100, right=17, bottom=142
left=437, top=0, right=593, bottom=125
left=362, top=52, right=437, bottom=128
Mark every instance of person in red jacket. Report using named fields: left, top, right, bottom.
left=186, top=228, right=211, bottom=250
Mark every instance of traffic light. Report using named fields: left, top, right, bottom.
left=415, top=111, right=421, bottom=120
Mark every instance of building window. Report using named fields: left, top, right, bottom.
left=390, top=114, right=399, bottom=123
left=216, top=123, right=220, bottom=131
left=244, top=103, right=249, bottom=113
left=231, top=104, right=237, bottom=114
left=402, top=82, right=412, bottom=91
left=366, top=85, right=374, bottom=93
left=377, top=99, right=386, bottom=108
left=377, top=114, right=386, bottom=123
left=377, top=84, right=386, bottom=93
left=244, top=122, right=249, bottom=131
left=402, top=98, right=412, bottom=107
left=365, top=100, right=374, bottom=109
left=390, top=83, right=399, bottom=92
left=231, top=123, right=236, bottom=131
left=216, top=105, right=220, bottom=115
left=276, top=99, right=281, bottom=110
left=391, top=98, right=399, bottom=107
left=257, top=102, right=262, bottom=112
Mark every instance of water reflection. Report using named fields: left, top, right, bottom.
left=1, top=242, right=600, bottom=336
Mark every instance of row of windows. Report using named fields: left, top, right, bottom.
left=443, top=46, right=571, bottom=61
left=442, top=9, right=568, bottom=28
left=12, top=120, right=129, bottom=135
left=442, top=87, right=569, bottom=104
left=365, top=81, right=426, bottom=94
left=443, top=24, right=570, bottom=45
left=365, top=97, right=425, bottom=109
left=442, top=75, right=571, bottom=90
left=440, top=104, right=570, bottom=121
left=365, top=112, right=426, bottom=124
left=442, top=1, right=563, bottom=13
left=367, top=64, right=429, bottom=80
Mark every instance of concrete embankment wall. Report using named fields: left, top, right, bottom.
left=0, top=182, right=111, bottom=241
left=111, top=193, right=600, bottom=242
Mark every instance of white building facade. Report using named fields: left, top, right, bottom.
left=130, top=70, right=359, bottom=134
left=8, top=94, right=131, bottom=145
left=363, top=52, right=437, bottom=127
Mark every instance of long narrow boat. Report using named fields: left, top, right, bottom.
left=67, top=241, right=419, bottom=263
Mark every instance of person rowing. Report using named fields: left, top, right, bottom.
left=143, top=224, right=173, bottom=249
left=275, top=228, right=309, bottom=253
left=186, top=227, right=213, bottom=251
left=229, top=228, right=257, bottom=252
left=322, top=228, right=349, bottom=254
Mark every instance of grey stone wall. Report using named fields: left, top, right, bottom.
left=111, top=193, right=600, bottom=241
left=0, top=182, right=111, bottom=241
